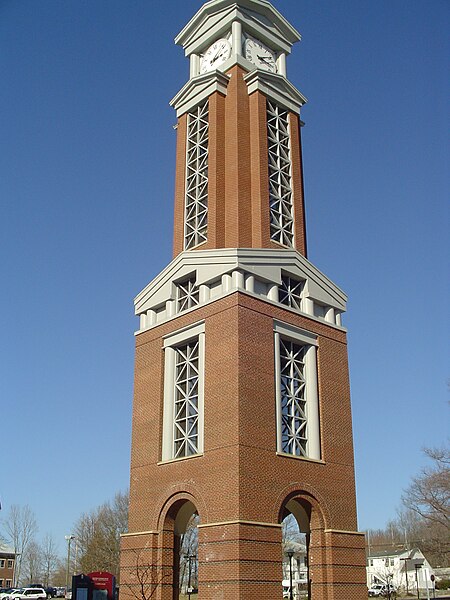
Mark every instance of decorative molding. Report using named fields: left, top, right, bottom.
left=198, top=519, right=282, bottom=529
left=245, top=70, right=307, bottom=113
left=324, top=529, right=366, bottom=536
left=134, top=248, right=347, bottom=334
left=175, top=0, right=301, bottom=58
left=120, top=530, right=158, bottom=537
left=276, top=452, right=325, bottom=465
left=170, top=71, right=230, bottom=117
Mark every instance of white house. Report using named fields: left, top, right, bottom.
left=283, top=542, right=308, bottom=597
left=367, top=548, right=435, bottom=594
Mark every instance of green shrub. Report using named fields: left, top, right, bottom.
left=435, top=578, right=450, bottom=590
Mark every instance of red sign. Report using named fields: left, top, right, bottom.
left=87, top=572, right=115, bottom=600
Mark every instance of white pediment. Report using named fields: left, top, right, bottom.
left=134, top=248, right=347, bottom=333
left=175, top=0, right=301, bottom=57
left=170, top=71, right=230, bottom=117
left=244, top=69, right=307, bottom=113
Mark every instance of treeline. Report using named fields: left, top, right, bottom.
left=0, top=491, right=128, bottom=586
left=366, top=446, right=449, bottom=567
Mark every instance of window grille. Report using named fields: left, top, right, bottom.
left=185, top=101, right=209, bottom=249
left=279, top=275, right=303, bottom=310
left=279, top=338, right=308, bottom=456
left=267, top=100, right=294, bottom=247
left=173, top=340, right=200, bottom=458
left=176, top=276, right=199, bottom=312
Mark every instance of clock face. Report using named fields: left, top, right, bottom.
left=200, top=38, right=232, bottom=74
left=245, top=38, right=277, bottom=73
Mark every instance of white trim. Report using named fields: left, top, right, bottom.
left=162, top=322, right=206, bottom=462
left=274, top=320, right=321, bottom=460
left=245, top=69, right=307, bottom=113
left=120, top=530, right=158, bottom=537
left=134, top=248, right=347, bottom=334
left=273, top=320, right=318, bottom=346
left=163, top=320, right=205, bottom=348
left=170, top=71, right=230, bottom=118
left=324, top=529, right=365, bottom=536
left=175, top=0, right=301, bottom=57
left=276, top=452, right=324, bottom=464
left=198, top=519, right=282, bottom=529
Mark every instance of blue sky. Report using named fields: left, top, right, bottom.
left=0, top=0, right=448, bottom=556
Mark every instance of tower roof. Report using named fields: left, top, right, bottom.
left=175, top=0, right=301, bottom=56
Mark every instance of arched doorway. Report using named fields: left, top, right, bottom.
left=281, top=499, right=312, bottom=600
left=178, top=513, right=199, bottom=598
left=160, top=499, right=199, bottom=600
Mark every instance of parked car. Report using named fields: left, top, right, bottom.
left=9, top=588, right=47, bottom=600
left=368, top=583, right=396, bottom=597
left=1, top=590, right=23, bottom=600
left=54, top=590, right=65, bottom=599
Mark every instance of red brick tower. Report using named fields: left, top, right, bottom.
left=120, top=1, right=367, bottom=599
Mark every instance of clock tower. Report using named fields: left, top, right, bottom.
left=120, top=1, right=367, bottom=599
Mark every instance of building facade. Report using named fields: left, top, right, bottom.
left=0, top=545, right=16, bottom=589
left=120, top=1, right=367, bottom=598
left=367, top=549, right=435, bottom=594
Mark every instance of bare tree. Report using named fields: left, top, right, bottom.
left=22, top=540, right=42, bottom=585
left=2, top=504, right=38, bottom=585
left=74, top=490, right=128, bottom=579
left=41, top=534, right=59, bottom=586
left=120, top=546, right=170, bottom=600
left=402, top=446, right=450, bottom=531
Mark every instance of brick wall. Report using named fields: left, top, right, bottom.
left=122, top=290, right=367, bottom=599
left=171, top=66, right=308, bottom=258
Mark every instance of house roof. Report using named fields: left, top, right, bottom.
left=0, top=543, right=15, bottom=556
left=368, top=547, right=424, bottom=560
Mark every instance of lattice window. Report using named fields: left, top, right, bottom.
left=267, top=101, right=294, bottom=247
left=185, top=101, right=209, bottom=250
left=279, top=338, right=308, bottom=456
left=173, top=340, right=200, bottom=458
left=279, top=275, right=303, bottom=310
left=176, top=276, right=199, bottom=313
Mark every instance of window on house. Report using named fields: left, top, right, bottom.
left=0, top=579, right=3, bottom=587
left=176, top=275, right=199, bottom=313
left=267, top=100, right=294, bottom=247
left=6, top=580, right=12, bottom=587
left=279, top=274, right=303, bottom=311
left=0, top=560, right=4, bottom=568
left=162, top=322, right=205, bottom=461
left=7, top=559, right=13, bottom=569
left=274, top=320, right=320, bottom=460
left=185, top=101, right=209, bottom=250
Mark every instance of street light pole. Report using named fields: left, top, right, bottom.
left=187, top=554, right=195, bottom=600
left=415, top=564, right=421, bottom=600
left=401, top=558, right=409, bottom=595
left=65, top=535, right=75, bottom=593
left=287, top=550, right=294, bottom=600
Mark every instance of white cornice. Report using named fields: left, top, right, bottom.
left=244, top=69, right=307, bottom=113
left=170, top=71, right=230, bottom=117
left=134, top=248, right=347, bottom=333
left=175, top=0, right=300, bottom=57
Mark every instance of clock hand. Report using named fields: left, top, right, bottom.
left=257, top=54, right=273, bottom=65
